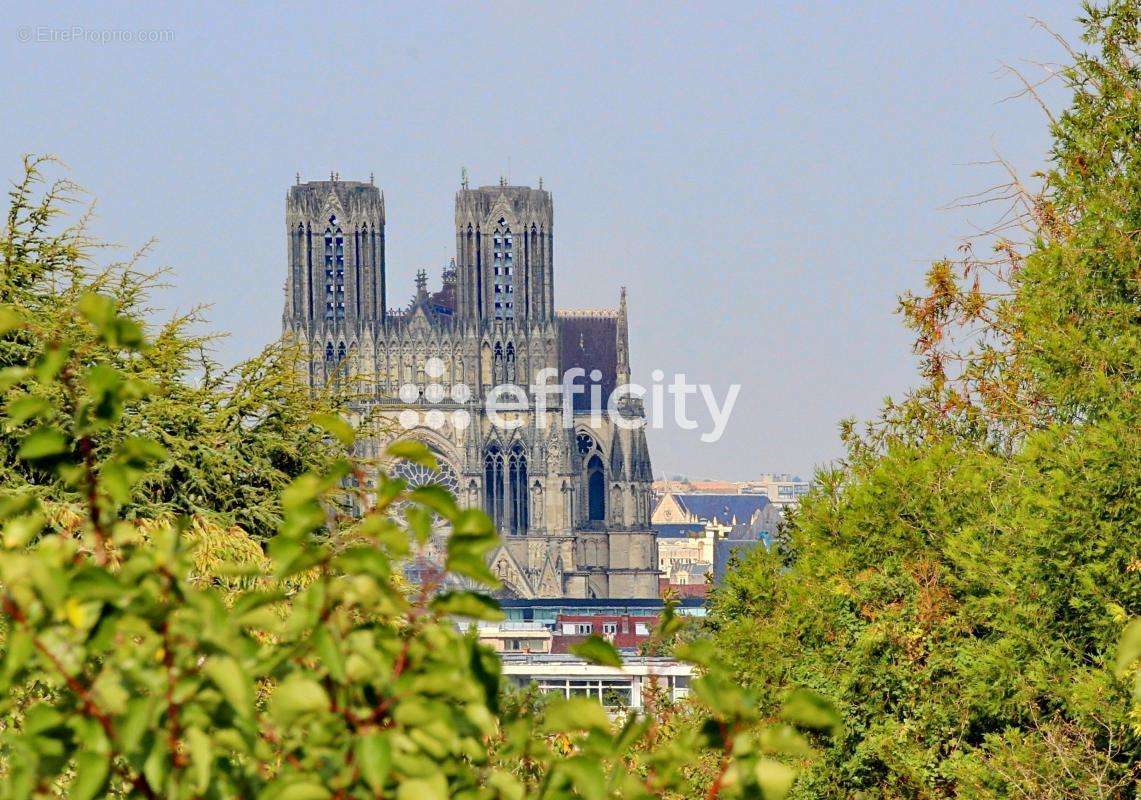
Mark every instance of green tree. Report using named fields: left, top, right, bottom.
left=709, top=3, right=1141, bottom=797
left=0, top=157, right=348, bottom=542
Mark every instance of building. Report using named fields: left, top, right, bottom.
left=550, top=613, right=657, bottom=653
left=652, top=479, right=739, bottom=494
left=652, top=493, right=777, bottom=586
left=651, top=492, right=778, bottom=533
left=281, top=176, right=658, bottom=599
left=475, top=621, right=552, bottom=654
left=739, top=473, right=811, bottom=510
left=652, top=475, right=813, bottom=512
left=498, top=596, right=707, bottom=625
left=500, top=654, right=692, bottom=711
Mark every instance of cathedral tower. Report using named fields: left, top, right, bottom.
left=454, top=182, right=554, bottom=323
left=284, top=177, right=386, bottom=339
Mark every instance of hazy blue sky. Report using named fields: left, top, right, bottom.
left=3, top=2, right=1080, bottom=478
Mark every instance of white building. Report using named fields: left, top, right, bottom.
left=739, top=474, right=811, bottom=510
left=500, top=654, right=692, bottom=710
left=476, top=621, right=552, bottom=654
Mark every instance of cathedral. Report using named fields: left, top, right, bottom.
left=282, top=175, right=659, bottom=599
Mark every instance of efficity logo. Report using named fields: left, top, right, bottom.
left=396, top=359, right=739, bottom=443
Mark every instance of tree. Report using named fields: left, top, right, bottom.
left=0, top=156, right=348, bottom=542
left=709, top=3, right=1141, bottom=797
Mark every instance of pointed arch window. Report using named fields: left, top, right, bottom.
left=575, top=432, right=607, bottom=523
left=484, top=446, right=505, bottom=531
left=508, top=443, right=529, bottom=535
left=586, top=454, right=605, bottom=522
left=324, top=342, right=335, bottom=361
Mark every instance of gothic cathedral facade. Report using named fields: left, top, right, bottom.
left=282, top=177, right=658, bottom=599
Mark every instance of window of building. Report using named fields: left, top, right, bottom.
left=484, top=446, right=505, bottom=530
left=492, top=220, right=514, bottom=320
left=324, top=215, right=345, bottom=320
left=587, top=454, right=605, bottom=521
left=507, top=443, right=528, bottom=535
left=602, top=622, right=618, bottom=635
left=575, top=623, right=593, bottom=635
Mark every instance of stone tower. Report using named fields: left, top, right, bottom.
left=283, top=178, right=386, bottom=373
left=454, top=183, right=554, bottom=322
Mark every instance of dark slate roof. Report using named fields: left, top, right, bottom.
left=674, top=494, right=771, bottom=525
left=713, top=538, right=767, bottom=585
left=557, top=314, right=617, bottom=411
left=653, top=523, right=706, bottom=539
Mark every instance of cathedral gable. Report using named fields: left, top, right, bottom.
left=488, top=546, right=535, bottom=599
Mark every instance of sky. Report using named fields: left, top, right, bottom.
left=2, top=2, right=1081, bottom=479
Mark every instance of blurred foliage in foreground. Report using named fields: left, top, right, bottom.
left=0, top=159, right=836, bottom=798
left=708, top=3, right=1141, bottom=798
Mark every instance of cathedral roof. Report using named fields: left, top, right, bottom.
left=670, top=494, right=772, bottom=525
left=653, top=523, right=706, bottom=539
left=557, top=312, right=618, bottom=411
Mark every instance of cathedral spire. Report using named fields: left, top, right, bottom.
left=617, top=286, right=630, bottom=384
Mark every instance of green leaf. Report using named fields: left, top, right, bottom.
left=757, top=724, right=810, bottom=756
left=78, top=292, right=116, bottom=328
left=570, top=635, right=623, bottom=667
left=0, top=304, right=23, bottom=334
left=1116, top=618, right=1141, bottom=678
left=313, top=412, right=354, bottom=445
left=396, top=775, right=447, bottom=800
left=3, top=513, right=44, bottom=549
left=269, top=674, right=329, bottom=725
left=1, top=628, right=34, bottom=684
left=17, top=426, right=68, bottom=461
left=409, top=484, right=459, bottom=519
left=754, top=758, right=797, bottom=799
left=542, top=696, right=611, bottom=733
left=203, top=655, right=255, bottom=719
left=117, top=696, right=156, bottom=753
left=355, top=733, right=392, bottom=794
left=333, top=546, right=391, bottom=580
left=69, top=751, right=110, bottom=800
left=781, top=688, right=841, bottom=734
left=452, top=509, right=496, bottom=538
left=185, top=727, right=212, bottom=793
left=675, top=638, right=720, bottom=668
left=560, top=757, right=606, bottom=800
left=386, top=440, right=437, bottom=469
left=446, top=550, right=501, bottom=587
left=275, top=783, right=331, bottom=800
left=6, top=395, right=50, bottom=425
left=33, top=345, right=68, bottom=383
left=430, top=591, right=504, bottom=622
left=405, top=506, right=432, bottom=544
left=311, top=627, right=347, bottom=683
